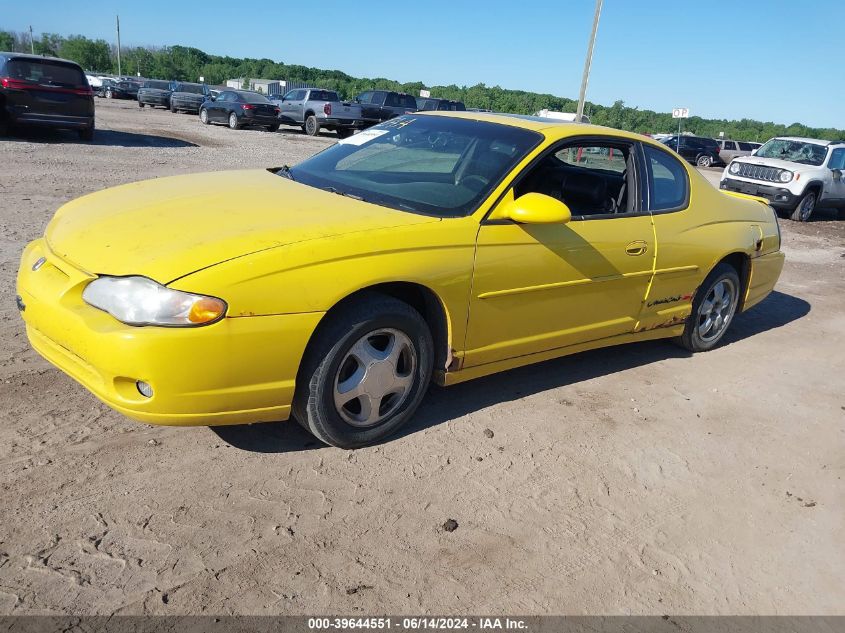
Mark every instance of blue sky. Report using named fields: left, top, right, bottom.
left=2, top=0, right=841, bottom=128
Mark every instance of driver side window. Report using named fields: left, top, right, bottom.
left=514, top=140, right=638, bottom=218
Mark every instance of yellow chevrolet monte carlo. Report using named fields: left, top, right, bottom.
left=17, top=113, right=784, bottom=448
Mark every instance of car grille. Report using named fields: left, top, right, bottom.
left=734, top=163, right=784, bottom=183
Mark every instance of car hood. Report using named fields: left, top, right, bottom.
left=45, top=169, right=439, bottom=283
left=730, top=154, right=811, bottom=171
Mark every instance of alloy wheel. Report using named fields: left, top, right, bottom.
left=697, top=278, right=737, bottom=343
left=333, top=328, right=417, bottom=428
left=799, top=193, right=816, bottom=221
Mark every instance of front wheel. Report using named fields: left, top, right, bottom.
left=304, top=115, right=321, bottom=136
left=138, top=101, right=144, bottom=108
left=170, top=103, right=177, bottom=113
left=790, top=190, right=816, bottom=222
left=106, top=90, right=113, bottom=99
left=199, top=108, right=209, bottom=124
left=696, top=154, right=713, bottom=168
left=293, top=294, right=434, bottom=449
left=228, top=112, right=240, bottom=130
left=676, top=263, right=740, bottom=352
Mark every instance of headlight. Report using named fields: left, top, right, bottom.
left=82, top=276, right=226, bottom=326
left=778, top=170, right=793, bottom=183
left=729, top=162, right=741, bottom=174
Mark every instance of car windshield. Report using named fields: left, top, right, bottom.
left=238, top=91, right=270, bottom=103
left=287, top=115, right=542, bottom=217
left=755, top=139, right=828, bottom=166
left=177, top=83, right=205, bottom=94
left=7, top=59, right=86, bottom=88
left=310, top=90, right=339, bottom=101
left=144, top=80, right=170, bottom=89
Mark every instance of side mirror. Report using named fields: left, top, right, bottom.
left=833, top=169, right=842, bottom=182
left=496, top=193, right=572, bottom=224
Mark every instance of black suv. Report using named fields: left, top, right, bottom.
left=0, top=52, right=94, bottom=140
left=416, top=97, right=466, bottom=112
left=662, top=135, right=722, bottom=168
left=355, top=90, right=418, bottom=125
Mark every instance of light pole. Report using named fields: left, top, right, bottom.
left=29, top=25, right=35, bottom=54
left=116, top=15, right=122, bottom=77
left=576, top=0, right=603, bottom=123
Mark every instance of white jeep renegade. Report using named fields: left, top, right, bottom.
left=720, top=137, right=845, bottom=221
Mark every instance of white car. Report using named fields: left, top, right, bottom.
left=720, top=137, right=845, bottom=221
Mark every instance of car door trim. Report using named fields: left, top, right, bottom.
left=477, top=269, right=654, bottom=300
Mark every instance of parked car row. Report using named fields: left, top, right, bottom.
left=659, top=135, right=763, bottom=168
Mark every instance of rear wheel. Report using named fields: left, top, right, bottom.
left=790, top=190, right=816, bottom=222
left=199, top=108, right=209, bottom=124
left=266, top=124, right=280, bottom=132
left=78, top=125, right=94, bottom=141
left=106, top=90, right=113, bottom=99
left=336, top=128, right=353, bottom=139
left=304, top=115, right=321, bottom=136
left=228, top=112, right=240, bottom=130
left=138, top=101, right=144, bottom=108
left=676, top=263, right=740, bottom=352
left=170, top=103, right=177, bottom=113
left=696, top=154, right=713, bottom=168
left=293, top=294, right=433, bottom=449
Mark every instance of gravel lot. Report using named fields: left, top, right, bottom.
left=0, top=99, right=843, bottom=615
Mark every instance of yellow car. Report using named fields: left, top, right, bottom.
left=16, top=113, right=784, bottom=448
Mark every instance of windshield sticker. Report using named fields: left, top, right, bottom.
left=381, top=117, right=417, bottom=129
left=339, top=129, right=389, bottom=146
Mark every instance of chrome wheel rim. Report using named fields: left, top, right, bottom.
left=333, top=328, right=417, bottom=428
left=697, top=278, right=737, bottom=343
left=697, top=156, right=711, bottom=167
left=799, top=194, right=815, bottom=221
left=229, top=114, right=237, bottom=128
left=306, top=119, right=316, bottom=134
left=200, top=109, right=208, bottom=123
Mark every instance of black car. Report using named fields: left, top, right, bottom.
left=198, top=89, right=280, bottom=130
left=416, top=97, right=466, bottom=112
left=355, top=90, right=418, bottom=125
left=662, top=135, right=723, bottom=168
left=98, top=78, right=141, bottom=100
left=137, top=79, right=173, bottom=108
left=0, top=52, right=94, bottom=140
left=169, top=82, right=209, bottom=114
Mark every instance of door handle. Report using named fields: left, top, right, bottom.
left=626, top=241, right=648, bottom=256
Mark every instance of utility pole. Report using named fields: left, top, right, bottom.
left=576, top=0, right=603, bottom=123
left=115, top=15, right=122, bottom=77
left=29, top=25, right=35, bottom=54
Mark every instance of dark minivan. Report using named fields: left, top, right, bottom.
left=0, top=52, right=95, bottom=140
left=661, top=135, right=723, bottom=168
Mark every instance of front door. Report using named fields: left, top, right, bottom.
left=464, top=139, right=656, bottom=368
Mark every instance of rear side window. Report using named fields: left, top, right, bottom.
left=398, top=94, right=417, bottom=108
left=309, top=90, right=338, bottom=101
left=7, top=59, right=86, bottom=88
left=644, top=145, right=689, bottom=212
left=723, top=141, right=736, bottom=150
left=738, top=142, right=753, bottom=151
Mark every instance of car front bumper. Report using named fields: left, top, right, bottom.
left=138, top=94, right=170, bottom=106
left=17, top=239, right=324, bottom=426
left=721, top=177, right=798, bottom=209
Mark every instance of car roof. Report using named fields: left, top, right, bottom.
left=420, top=111, right=660, bottom=144
left=773, top=136, right=833, bottom=145
left=0, top=51, right=83, bottom=67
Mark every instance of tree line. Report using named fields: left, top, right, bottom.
left=2, top=29, right=842, bottom=141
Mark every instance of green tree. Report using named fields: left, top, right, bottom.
left=59, top=36, right=112, bottom=72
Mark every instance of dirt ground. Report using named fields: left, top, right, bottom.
left=0, top=99, right=843, bottom=615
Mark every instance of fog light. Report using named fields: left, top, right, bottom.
left=136, top=381, right=154, bottom=398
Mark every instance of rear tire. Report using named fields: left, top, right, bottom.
left=78, top=125, right=94, bottom=141
left=790, top=190, right=817, bottom=222
left=138, top=101, right=144, bottom=108
left=304, top=115, right=321, bottom=136
left=228, top=112, right=240, bottom=130
left=292, top=293, right=434, bottom=449
left=336, top=128, right=353, bottom=139
left=696, top=154, right=713, bottom=168
left=676, top=263, right=740, bottom=352
left=106, top=90, right=113, bottom=99
left=266, top=124, right=280, bottom=132
left=170, top=103, right=177, bottom=113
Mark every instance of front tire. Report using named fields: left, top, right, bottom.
left=677, top=263, right=740, bottom=352
left=228, top=112, right=240, bottom=130
left=199, top=108, right=209, bottom=124
left=304, top=115, right=321, bottom=136
left=293, top=294, right=434, bottom=449
left=790, top=190, right=816, bottom=222
left=170, top=103, right=177, bottom=113
left=106, top=90, right=113, bottom=99
left=138, top=101, right=144, bottom=108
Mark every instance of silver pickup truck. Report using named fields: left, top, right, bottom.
left=270, top=88, right=365, bottom=138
